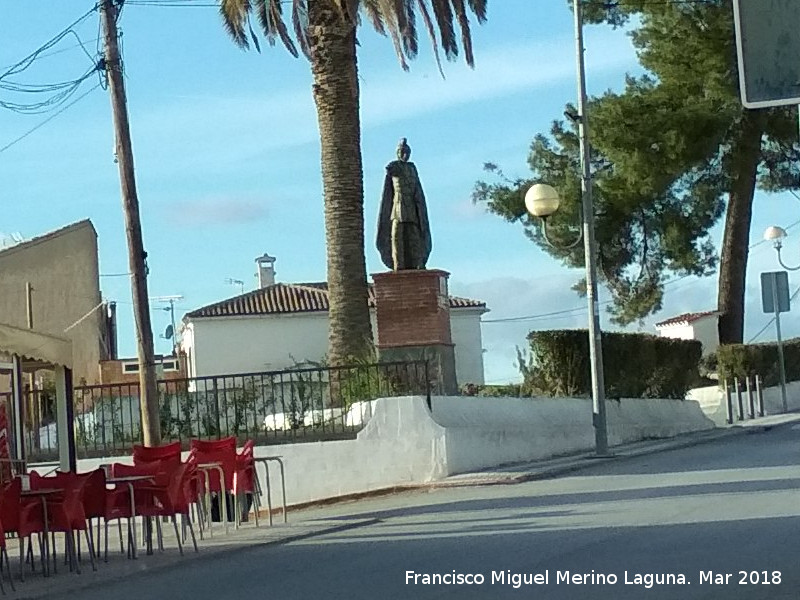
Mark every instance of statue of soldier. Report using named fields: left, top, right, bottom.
left=376, top=138, right=432, bottom=270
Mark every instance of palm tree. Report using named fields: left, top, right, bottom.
left=218, top=0, right=488, bottom=366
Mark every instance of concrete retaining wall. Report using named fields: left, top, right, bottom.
left=431, top=396, right=714, bottom=475
left=64, top=394, right=715, bottom=508
left=689, top=381, right=800, bottom=425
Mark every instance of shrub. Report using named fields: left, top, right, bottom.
left=717, top=338, right=800, bottom=387
left=524, top=330, right=702, bottom=399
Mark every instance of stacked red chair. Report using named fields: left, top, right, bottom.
left=28, top=471, right=97, bottom=575
left=189, top=437, right=257, bottom=527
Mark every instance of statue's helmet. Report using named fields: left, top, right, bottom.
left=397, top=138, right=411, bottom=161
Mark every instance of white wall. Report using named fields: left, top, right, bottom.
left=183, top=308, right=486, bottom=384
left=692, top=318, right=720, bottom=357
left=657, top=317, right=719, bottom=357
left=185, top=313, right=330, bottom=376
left=450, top=309, right=485, bottom=385
left=689, top=380, right=800, bottom=425
left=71, top=394, right=715, bottom=508
left=431, top=396, right=715, bottom=475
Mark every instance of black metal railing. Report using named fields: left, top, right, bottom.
left=10, top=360, right=434, bottom=461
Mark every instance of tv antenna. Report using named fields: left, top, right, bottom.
left=152, top=295, right=184, bottom=354
left=225, top=278, right=245, bottom=295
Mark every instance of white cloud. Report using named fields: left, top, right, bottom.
left=359, top=34, right=637, bottom=127
left=129, top=32, right=637, bottom=174
left=165, top=196, right=270, bottom=226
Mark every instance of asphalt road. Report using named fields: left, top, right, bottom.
left=65, top=423, right=800, bottom=600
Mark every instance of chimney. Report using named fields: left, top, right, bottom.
left=255, top=253, right=276, bottom=288
left=106, top=301, right=118, bottom=360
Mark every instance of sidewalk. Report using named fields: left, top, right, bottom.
left=11, top=515, right=378, bottom=599
left=433, top=411, right=800, bottom=488
left=17, top=411, right=800, bottom=598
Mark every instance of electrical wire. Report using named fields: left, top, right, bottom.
left=0, top=82, right=101, bottom=155
left=746, top=285, right=800, bottom=344
left=0, top=6, right=101, bottom=115
left=483, top=218, right=800, bottom=326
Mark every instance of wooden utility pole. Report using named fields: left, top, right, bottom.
left=100, top=0, right=161, bottom=446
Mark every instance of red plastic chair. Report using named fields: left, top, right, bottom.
left=77, top=469, right=130, bottom=561
left=132, top=442, right=182, bottom=466
left=190, top=437, right=257, bottom=526
left=134, top=461, right=198, bottom=554
left=30, top=472, right=97, bottom=574
left=0, top=481, right=20, bottom=592
left=10, top=474, right=66, bottom=579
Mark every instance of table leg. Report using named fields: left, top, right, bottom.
left=41, top=498, right=50, bottom=577
left=126, top=483, right=138, bottom=560
left=216, top=466, right=229, bottom=534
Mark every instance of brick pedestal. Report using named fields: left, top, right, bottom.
left=372, top=269, right=457, bottom=394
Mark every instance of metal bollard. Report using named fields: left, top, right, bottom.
left=724, top=380, right=733, bottom=425
left=756, top=375, right=765, bottom=417
left=735, top=378, right=744, bottom=421
left=746, top=376, right=755, bottom=419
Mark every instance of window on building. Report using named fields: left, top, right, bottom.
left=122, top=362, right=139, bottom=374
left=162, top=359, right=178, bottom=372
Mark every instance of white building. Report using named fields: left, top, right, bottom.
left=180, top=256, right=488, bottom=385
left=654, top=310, right=719, bottom=357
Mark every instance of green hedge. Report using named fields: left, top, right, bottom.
left=524, top=330, right=702, bottom=399
left=716, top=338, right=800, bottom=387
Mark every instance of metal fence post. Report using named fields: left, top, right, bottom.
left=746, top=376, right=755, bottom=419
left=724, top=379, right=733, bottom=425
left=735, top=378, right=744, bottom=421
left=756, top=375, right=765, bottom=417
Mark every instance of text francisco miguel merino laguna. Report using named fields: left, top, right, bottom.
left=406, top=570, right=727, bottom=589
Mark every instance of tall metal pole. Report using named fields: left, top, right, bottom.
left=101, top=0, right=161, bottom=446
left=574, top=0, right=609, bottom=455
left=771, top=278, right=788, bottom=412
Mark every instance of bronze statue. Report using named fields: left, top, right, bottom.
left=376, top=138, right=432, bottom=270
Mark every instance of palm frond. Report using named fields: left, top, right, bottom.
left=248, top=22, right=262, bottom=52
left=431, top=0, right=458, bottom=61
left=402, top=0, right=419, bottom=59
left=450, top=0, right=474, bottom=66
left=467, top=0, right=487, bottom=23
left=415, top=0, right=445, bottom=77
left=292, top=0, right=311, bottom=58
left=219, top=0, right=251, bottom=49
left=362, top=0, right=388, bottom=35
left=269, top=0, right=300, bottom=56
left=375, top=0, right=411, bottom=70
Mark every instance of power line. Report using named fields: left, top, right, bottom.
left=483, top=219, right=800, bottom=326
left=0, top=7, right=102, bottom=117
left=0, top=5, right=99, bottom=81
left=0, top=82, right=101, bottom=154
left=747, top=285, right=800, bottom=344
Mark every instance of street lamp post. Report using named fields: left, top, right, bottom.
left=764, top=226, right=800, bottom=271
left=523, top=0, right=609, bottom=457
left=572, top=0, right=609, bottom=457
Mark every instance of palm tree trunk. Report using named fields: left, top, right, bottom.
left=307, top=2, right=373, bottom=365
left=717, top=111, right=765, bottom=345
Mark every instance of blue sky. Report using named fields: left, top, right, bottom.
left=1, top=1, right=798, bottom=384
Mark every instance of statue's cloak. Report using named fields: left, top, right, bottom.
left=376, top=161, right=432, bottom=270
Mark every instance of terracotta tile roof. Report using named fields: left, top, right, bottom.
left=186, top=282, right=487, bottom=319
left=655, top=310, right=718, bottom=328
